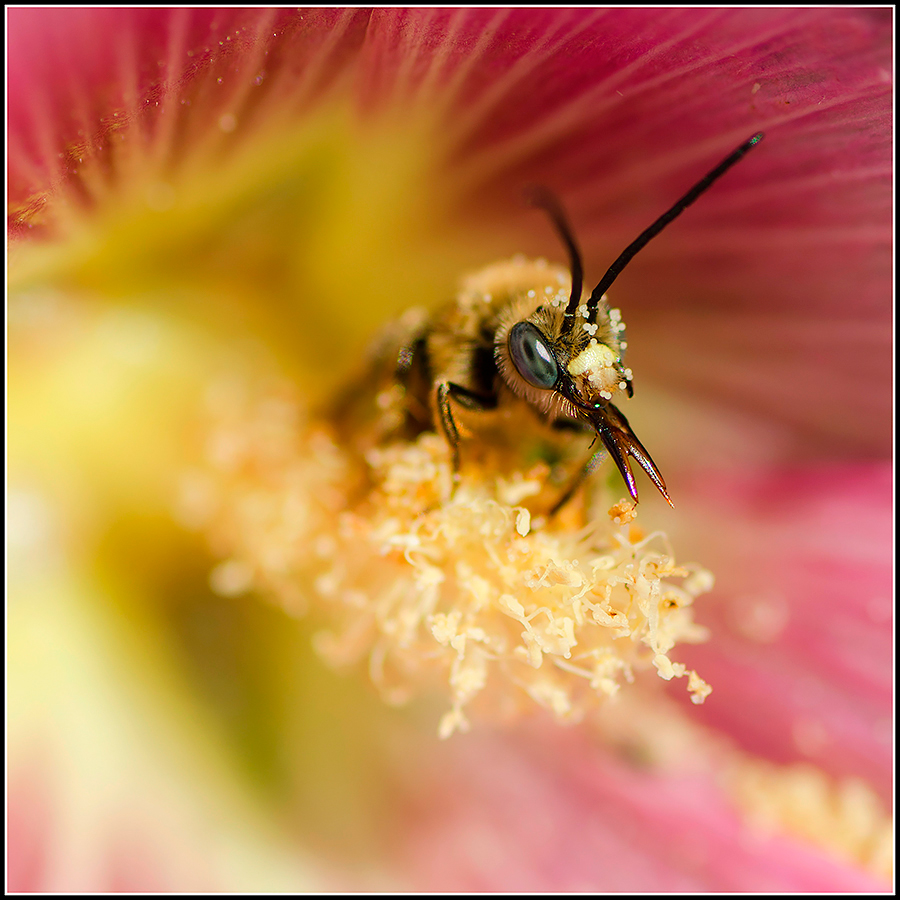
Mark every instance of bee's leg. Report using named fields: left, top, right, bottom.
left=549, top=447, right=607, bottom=517
left=435, top=382, right=462, bottom=475
left=435, top=382, right=498, bottom=483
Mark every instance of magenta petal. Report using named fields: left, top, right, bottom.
left=668, top=463, right=892, bottom=805
left=8, top=11, right=890, bottom=459
left=7, top=10, right=892, bottom=891
left=7, top=7, right=371, bottom=227
left=357, top=9, right=891, bottom=455
left=427, top=9, right=891, bottom=455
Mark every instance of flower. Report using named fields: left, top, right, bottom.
left=8, top=7, right=892, bottom=892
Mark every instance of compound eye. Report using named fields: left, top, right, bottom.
left=509, top=321, right=559, bottom=389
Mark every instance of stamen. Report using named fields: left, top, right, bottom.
left=190, top=378, right=710, bottom=736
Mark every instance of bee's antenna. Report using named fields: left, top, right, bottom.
left=526, top=186, right=584, bottom=319
left=586, top=132, right=764, bottom=316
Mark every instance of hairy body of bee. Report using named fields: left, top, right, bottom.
left=329, top=256, right=667, bottom=514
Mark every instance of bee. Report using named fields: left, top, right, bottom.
left=333, top=133, right=764, bottom=512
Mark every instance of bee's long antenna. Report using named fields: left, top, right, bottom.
left=586, top=132, right=764, bottom=316
left=526, top=187, right=584, bottom=319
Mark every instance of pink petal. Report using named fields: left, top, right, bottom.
left=665, top=463, right=892, bottom=805
left=7, top=751, right=53, bottom=892
left=391, top=725, right=889, bottom=892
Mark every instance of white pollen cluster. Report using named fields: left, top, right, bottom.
left=608, top=307, right=627, bottom=336
left=185, top=381, right=714, bottom=738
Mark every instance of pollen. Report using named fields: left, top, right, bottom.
left=728, top=758, right=894, bottom=884
left=567, top=342, right=625, bottom=395
left=567, top=342, right=617, bottom=376
left=188, top=380, right=713, bottom=737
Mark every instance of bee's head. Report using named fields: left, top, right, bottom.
left=496, top=292, right=632, bottom=415
left=494, top=267, right=657, bottom=505
left=494, top=188, right=634, bottom=415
